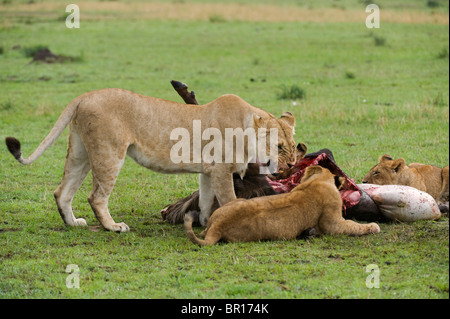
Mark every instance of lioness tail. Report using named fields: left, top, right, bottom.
left=5, top=99, right=81, bottom=165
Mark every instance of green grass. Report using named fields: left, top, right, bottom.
left=277, top=84, right=306, bottom=100
left=0, top=1, right=448, bottom=299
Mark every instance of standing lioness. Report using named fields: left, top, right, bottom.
left=5, top=89, right=297, bottom=232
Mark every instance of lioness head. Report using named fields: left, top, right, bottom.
left=268, top=142, right=307, bottom=180
left=362, top=154, right=406, bottom=185
left=254, top=111, right=297, bottom=172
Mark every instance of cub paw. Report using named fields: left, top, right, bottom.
left=368, top=223, right=381, bottom=234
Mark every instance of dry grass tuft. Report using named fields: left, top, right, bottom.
left=1, top=2, right=448, bottom=24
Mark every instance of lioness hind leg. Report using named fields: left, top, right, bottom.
left=54, top=131, right=90, bottom=227
left=87, top=147, right=130, bottom=232
left=319, top=207, right=380, bottom=236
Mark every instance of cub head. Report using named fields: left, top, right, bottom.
left=301, top=165, right=330, bottom=182
left=362, top=154, right=406, bottom=185
left=254, top=112, right=297, bottom=173
left=301, top=165, right=346, bottom=190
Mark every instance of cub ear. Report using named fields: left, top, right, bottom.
left=378, top=154, right=393, bottom=163
left=392, top=158, right=406, bottom=173
left=301, top=165, right=324, bottom=183
left=280, top=111, right=295, bottom=128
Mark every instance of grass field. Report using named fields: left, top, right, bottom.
left=0, top=0, right=449, bottom=299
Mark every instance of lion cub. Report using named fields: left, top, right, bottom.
left=362, top=154, right=449, bottom=209
left=184, top=166, right=380, bottom=246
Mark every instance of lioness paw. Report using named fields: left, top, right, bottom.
left=199, top=212, right=210, bottom=227
left=107, top=222, right=130, bottom=233
left=75, top=218, right=87, bottom=227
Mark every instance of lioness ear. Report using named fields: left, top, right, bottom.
left=253, top=115, right=265, bottom=129
left=392, top=158, right=406, bottom=173
left=296, top=143, right=307, bottom=160
left=280, top=112, right=295, bottom=128
left=378, top=154, right=393, bottom=163
left=297, top=142, right=307, bottom=153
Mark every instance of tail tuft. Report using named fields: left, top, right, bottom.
left=184, top=212, right=203, bottom=246
left=5, top=137, right=22, bottom=161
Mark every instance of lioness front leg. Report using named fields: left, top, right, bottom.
left=198, top=173, right=216, bottom=226
left=211, top=171, right=236, bottom=206
left=209, top=168, right=236, bottom=210
left=198, top=169, right=237, bottom=226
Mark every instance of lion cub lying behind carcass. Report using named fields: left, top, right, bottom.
left=362, top=154, right=449, bottom=212
left=184, top=166, right=380, bottom=246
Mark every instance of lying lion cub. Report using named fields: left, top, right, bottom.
left=362, top=154, right=449, bottom=209
left=184, top=166, right=380, bottom=245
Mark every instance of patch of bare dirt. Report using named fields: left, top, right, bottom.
left=31, top=48, right=78, bottom=64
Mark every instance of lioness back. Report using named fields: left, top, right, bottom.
left=73, top=89, right=262, bottom=174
